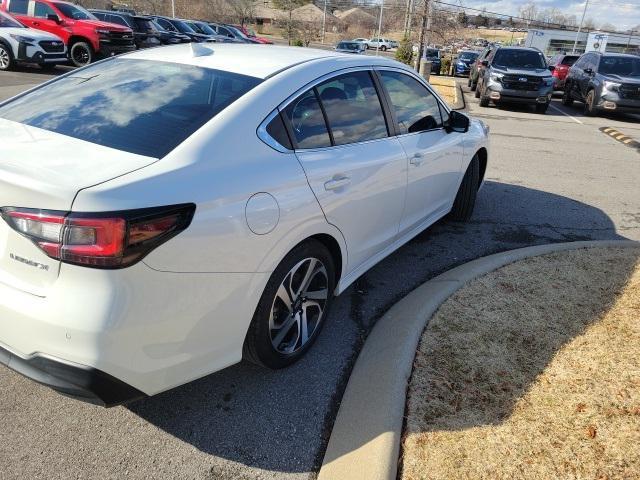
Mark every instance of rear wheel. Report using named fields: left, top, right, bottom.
left=244, top=240, right=335, bottom=369
left=449, top=155, right=480, bottom=222
left=583, top=89, right=596, bottom=116
left=70, top=41, right=93, bottom=68
left=0, top=43, right=14, bottom=71
left=474, top=81, right=481, bottom=98
left=562, top=86, right=574, bottom=106
left=380, top=45, right=387, bottom=51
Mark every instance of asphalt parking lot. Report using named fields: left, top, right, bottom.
left=1, top=68, right=639, bottom=480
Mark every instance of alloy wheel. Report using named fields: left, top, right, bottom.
left=72, top=45, right=90, bottom=66
left=0, top=46, right=10, bottom=70
left=269, top=257, right=329, bottom=355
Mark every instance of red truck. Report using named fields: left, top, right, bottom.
left=0, top=0, right=135, bottom=67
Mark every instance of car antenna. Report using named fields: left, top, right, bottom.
left=190, top=43, right=214, bottom=57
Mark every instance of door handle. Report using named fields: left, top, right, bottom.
left=324, top=176, right=351, bottom=191
left=410, top=153, right=424, bottom=166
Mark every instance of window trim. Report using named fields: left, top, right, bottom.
left=374, top=66, right=451, bottom=139
left=269, top=66, right=397, bottom=152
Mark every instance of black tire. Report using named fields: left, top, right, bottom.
left=583, top=89, right=596, bottom=116
left=479, top=85, right=490, bottom=107
left=243, top=239, right=336, bottom=369
left=449, top=155, right=480, bottom=222
left=380, top=45, right=387, bottom=52
left=0, top=42, right=14, bottom=71
left=535, top=103, right=549, bottom=114
left=470, top=80, right=477, bottom=91
left=69, top=41, right=93, bottom=68
left=474, top=81, right=481, bottom=98
left=561, top=86, right=574, bottom=106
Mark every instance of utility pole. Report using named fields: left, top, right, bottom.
left=321, top=0, right=327, bottom=44
left=403, top=0, right=411, bottom=36
left=171, top=0, right=175, bottom=18
left=416, top=0, right=431, bottom=69
left=407, top=0, right=415, bottom=37
left=572, top=0, right=589, bottom=53
left=375, top=0, right=384, bottom=56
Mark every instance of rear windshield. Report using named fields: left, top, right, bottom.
left=459, top=51, right=479, bottom=61
left=492, top=49, right=546, bottom=69
left=561, top=55, right=579, bottom=66
left=0, top=58, right=261, bottom=158
left=426, top=49, right=439, bottom=58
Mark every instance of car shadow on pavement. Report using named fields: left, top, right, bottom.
left=125, top=181, right=629, bottom=474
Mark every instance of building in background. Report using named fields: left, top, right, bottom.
left=525, top=28, right=640, bottom=56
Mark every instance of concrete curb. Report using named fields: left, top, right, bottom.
left=318, top=240, right=640, bottom=480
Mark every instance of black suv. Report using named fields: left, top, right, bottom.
left=89, top=10, right=161, bottom=50
left=562, top=52, right=640, bottom=116
left=475, top=46, right=555, bottom=113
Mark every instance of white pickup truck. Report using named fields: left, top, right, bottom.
left=363, top=37, right=398, bottom=51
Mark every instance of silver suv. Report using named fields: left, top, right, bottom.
left=475, top=46, right=555, bottom=114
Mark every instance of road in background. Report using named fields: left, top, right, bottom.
left=1, top=68, right=639, bottom=480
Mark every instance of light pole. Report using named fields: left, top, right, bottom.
left=572, top=0, right=589, bottom=54
left=171, top=0, right=175, bottom=18
left=376, top=0, right=384, bottom=56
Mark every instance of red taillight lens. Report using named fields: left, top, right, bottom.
left=1, top=204, right=195, bottom=269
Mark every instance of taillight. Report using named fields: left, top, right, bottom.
left=1, top=204, right=195, bottom=269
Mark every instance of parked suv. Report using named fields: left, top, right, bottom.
left=150, top=15, right=213, bottom=43
left=1, top=0, right=135, bottom=67
left=0, top=9, right=66, bottom=70
left=475, top=46, right=554, bottom=113
left=562, top=52, right=640, bottom=116
left=548, top=52, right=579, bottom=90
left=424, top=47, right=441, bottom=74
left=89, top=10, right=160, bottom=50
left=468, top=45, right=493, bottom=91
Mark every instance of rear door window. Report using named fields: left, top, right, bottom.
left=0, top=58, right=262, bottom=158
left=315, top=71, right=388, bottom=146
left=8, top=0, right=29, bottom=14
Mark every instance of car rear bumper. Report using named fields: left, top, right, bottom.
left=0, top=344, right=146, bottom=407
left=0, top=261, right=267, bottom=404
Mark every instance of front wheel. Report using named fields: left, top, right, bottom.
left=0, top=43, right=14, bottom=71
left=479, top=85, right=490, bottom=107
left=562, top=86, right=574, bottom=106
left=380, top=45, right=387, bottom=51
left=243, top=240, right=335, bottom=369
left=535, top=103, right=549, bottom=114
left=474, top=81, right=481, bottom=98
left=69, top=41, right=93, bottom=68
left=584, top=89, right=596, bottom=116
left=449, top=156, right=480, bottom=222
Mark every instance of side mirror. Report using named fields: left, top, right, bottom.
left=548, top=65, right=555, bottom=72
left=481, top=60, right=489, bottom=67
left=446, top=111, right=470, bottom=133
left=47, top=14, right=61, bottom=23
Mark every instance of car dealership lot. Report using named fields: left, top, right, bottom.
left=1, top=69, right=639, bottom=480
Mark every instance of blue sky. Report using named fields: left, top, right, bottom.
left=462, top=0, right=640, bottom=31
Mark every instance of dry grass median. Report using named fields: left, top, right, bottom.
left=401, top=247, right=640, bottom=480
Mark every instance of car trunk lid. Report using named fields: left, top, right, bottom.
left=0, top=118, right=157, bottom=296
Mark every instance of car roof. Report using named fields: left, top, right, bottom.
left=595, top=52, right=638, bottom=58
left=125, top=43, right=399, bottom=79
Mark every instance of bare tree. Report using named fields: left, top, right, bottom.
left=272, top=0, right=308, bottom=45
left=229, top=0, right=255, bottom=26
left=600, top=23, right=617, bottom=32
left=518, top=2, right=538, bottom=26
left=583, top=17, right=597, bottom=31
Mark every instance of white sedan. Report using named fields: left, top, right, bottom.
left=0, top=43, right=488, bottom=406
left=0, top=10, right=67, bottom=71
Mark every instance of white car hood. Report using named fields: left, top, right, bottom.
left=0, top=27, right=63, bottom=42
left=0, top=118, right=158, bottom=211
